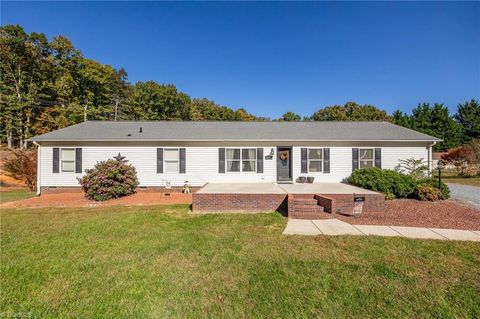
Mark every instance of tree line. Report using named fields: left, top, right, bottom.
left=1, top=25, right=479, bottom=151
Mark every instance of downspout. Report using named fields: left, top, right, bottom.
left=33, top=141, right=41, bottom=195
left=428, top=141, right=436, bottom=177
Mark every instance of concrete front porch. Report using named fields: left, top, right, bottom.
left=193, top=182, right=385, bottom=217
left=196, top=182, right=377, bottom=195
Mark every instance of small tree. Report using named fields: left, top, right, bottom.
left=78, top=156, right=139, bottom=201
left=441, top=146, right=474, bottom=175
left=398, top=158, right=428, bottom=178
left=2, top=148, right=37, bottom=191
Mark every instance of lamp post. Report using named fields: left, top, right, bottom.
left=437, top=160, right=444, bottom=190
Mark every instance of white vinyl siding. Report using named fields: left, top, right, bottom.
left=292, top=145, right=429, bottom=183
left=38, top=143, right=430, bottom=187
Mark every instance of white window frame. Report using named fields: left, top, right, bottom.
left=359, top=148, right=374, bottom=168
left=307, top=148, right=323, bottom=173
left=226, top=148, right=257, bottom=173
left=61, top=148, right=75, bottom=172
left=164, top=148, right=179, bottom=174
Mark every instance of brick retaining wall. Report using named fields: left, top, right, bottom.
left=193, top=193, right=287, bottom=212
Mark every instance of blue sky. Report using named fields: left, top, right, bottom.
left=2, top=1, right=479, bottom=118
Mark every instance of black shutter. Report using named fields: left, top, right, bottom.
left=301, top=148, right=308, bottom=173
left=323, top=148, right=330, bottom=173
left=218, top=148, right=225, bottom=173
left=179, top=148, right=186, bottom=173
left=75, top=148, right=82, bottom=173
left=375, top=148, right=382, bottom=168
left=157, top=148, right=163, bottom=173
left=53, top=148, right=59, bottom=173
left=257, top=148, right=263, bottom=173
left=352, top=148, right=359, bottom=171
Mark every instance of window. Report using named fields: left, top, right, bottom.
left=242, top=149, right=256, bottom=172
left=359, top=148, right=374, bottom=168
left=308, top=148, right=322, bottom=172
left=164, top=148, right=179, bottom=173
left=226, top=148, right=256, bottom=172
left=61, top=148, right=75, bottom=172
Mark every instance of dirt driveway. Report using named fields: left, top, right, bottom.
left=0, top=191, right=192, bottom=209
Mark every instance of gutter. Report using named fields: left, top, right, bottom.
left=29, top=138, right=442, bottom=143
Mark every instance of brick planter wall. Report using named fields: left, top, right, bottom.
left=315, top=193, right=385, bottom=215
left=315, top=195, right=335, bottom=213
left=192, top=193, right=287, bottom=212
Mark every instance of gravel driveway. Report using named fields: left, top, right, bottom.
left=447, top=183, right=480, bottom=208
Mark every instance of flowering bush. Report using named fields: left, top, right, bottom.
left=78, top=159, right=139, bottom=201
left=417, top=178, right=450, bottom=200
left=415, top=183, right=442, bottom=201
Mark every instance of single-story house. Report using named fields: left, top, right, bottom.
left=30, top=121, right=440, bottom=198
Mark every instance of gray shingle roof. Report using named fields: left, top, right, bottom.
left=30, top=121, right=441, bottom=142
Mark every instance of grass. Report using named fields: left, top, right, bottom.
left=441, top=177, right=480, bottom=187
left=0, top=188, right=36, bottom=203
left=1, top=205, right=479, bottom=318
left=432, top=170, right=480, bottom=187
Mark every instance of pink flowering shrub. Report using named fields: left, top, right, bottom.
left=78, top=159, right=139, bottom=201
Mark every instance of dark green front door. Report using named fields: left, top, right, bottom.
left=277, top=146, right=292, bottom=182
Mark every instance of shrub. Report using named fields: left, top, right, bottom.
left=398, top=157, right=428, bottom=178
left=347, top=167, right=417, bottom=199
left=417, top=178, right=450, bottom=199
left=78, top=158, right=139, bottom=201
left=2, top=148, right=37, bottom=191
left=415, top=183, right=442, bottom=201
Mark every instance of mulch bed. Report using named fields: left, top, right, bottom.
left=0, top=192, right=192, bottom=209
left=336, top=199, right=480, bottom=231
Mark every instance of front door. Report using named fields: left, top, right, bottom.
left=277, top=146, right=292, bottom=182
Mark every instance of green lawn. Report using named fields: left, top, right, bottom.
left=0, top=188, right=36, bottom=203
left=442, top=177, right=480, bottom=187
left=1, top=205, right=479, bottom=318
left=432, top=170, right=480, bottom=187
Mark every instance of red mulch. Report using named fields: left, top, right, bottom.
left=0, top=191, right=192, bottom=209
left=336, top=199, right=480, bottom=230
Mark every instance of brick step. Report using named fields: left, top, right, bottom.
left=292, top=199, right=319, bottom=206
left=294, top=204, right=325, bottom=213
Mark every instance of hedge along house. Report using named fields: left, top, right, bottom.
left=30, top=121, right=440, bottom=216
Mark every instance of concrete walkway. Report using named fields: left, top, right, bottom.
left=282, top=219, right=480, bottom=242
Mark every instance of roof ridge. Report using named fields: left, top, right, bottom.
left=85, top=120, right=389, bottom=123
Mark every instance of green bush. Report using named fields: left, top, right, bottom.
left=347, top=167, right=417, bottom=199
left=415, top=183, right=442, bottom=201
left=78, top=159, right=139, bottom=201
left=417, top=178, right=450, bottom=199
